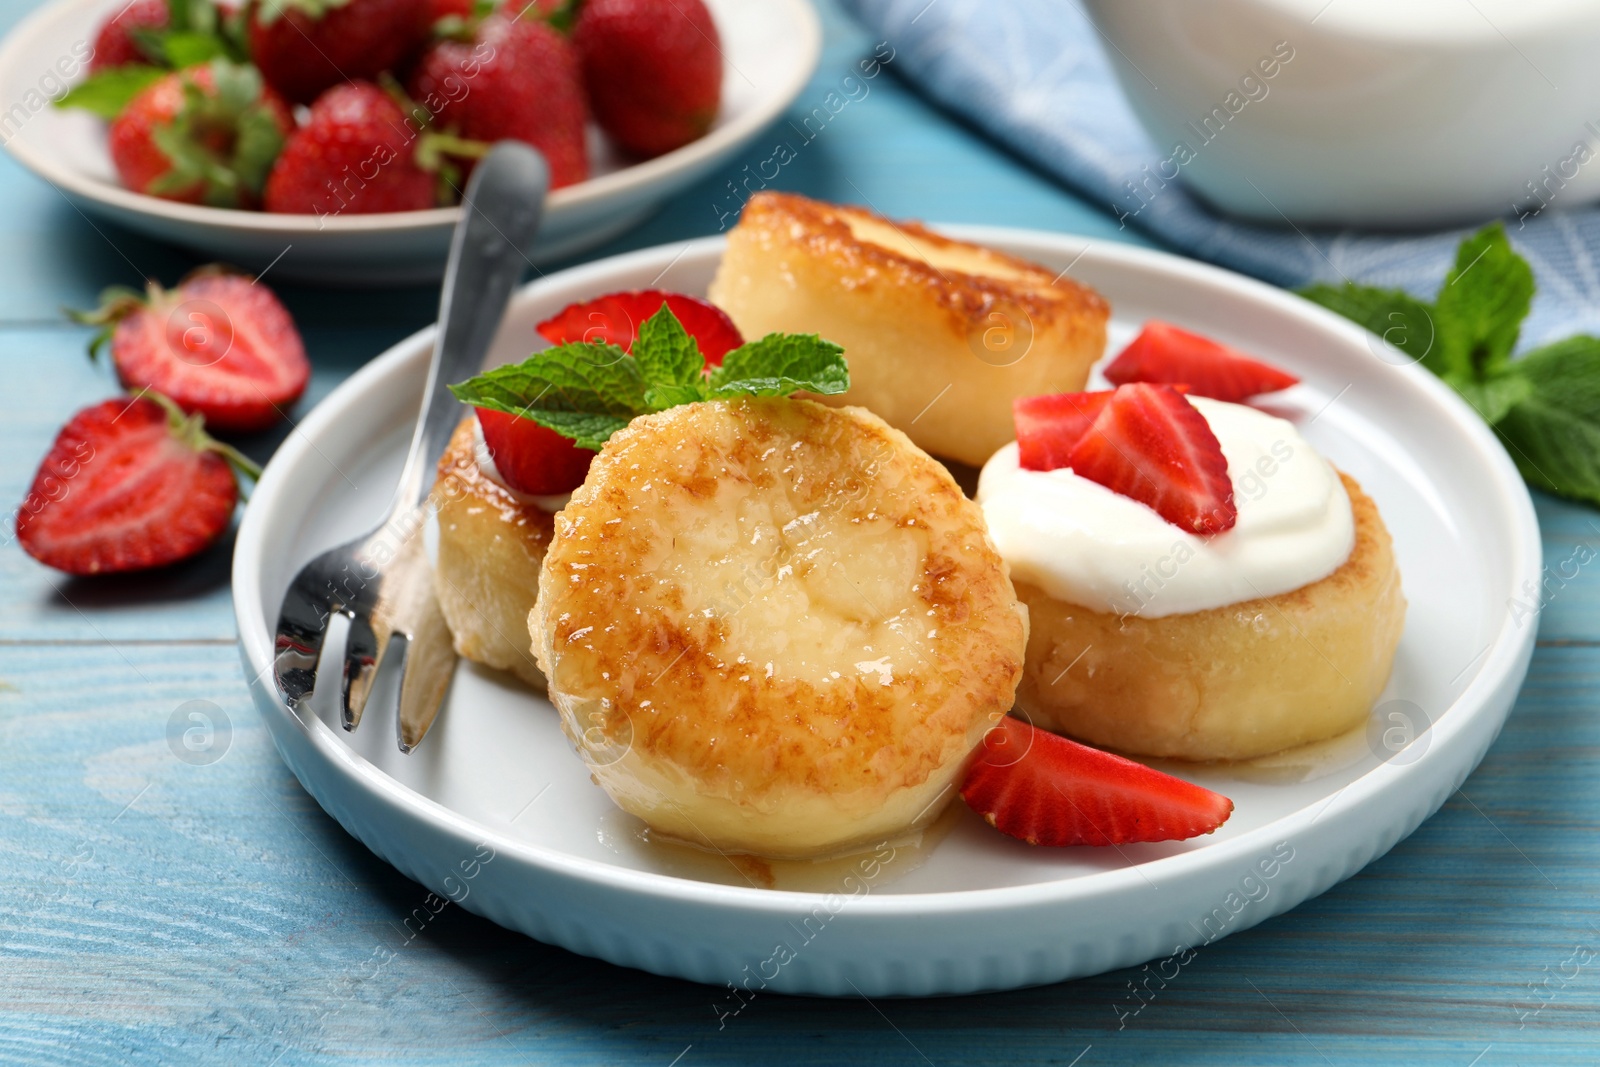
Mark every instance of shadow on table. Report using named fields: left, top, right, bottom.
left=49, top=527, right=236, bottom=609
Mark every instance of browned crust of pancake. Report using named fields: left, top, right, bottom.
left=534, top=398, right=1026, bottom=799
left=429, top=417, right=554, bottom=688
left=732, top=191, right=1109, bottom=332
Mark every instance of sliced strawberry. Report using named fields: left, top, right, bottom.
left=476, top=407, right=594, bottom=496
left=1014, top=390, right=1112, bottom=471
left=15, top=395, right=256, bottom=576
left=1067, top=383, right=1236, bottom=535
left=1104, top=321, right=1299, bottom=402
left=69, top=268, right=310, bottom=434
left=1015, top=386, right=1193, bottom=471
left=536, top=290, right=743, bottom=366
left=961, top=715, right=1234, bottom=847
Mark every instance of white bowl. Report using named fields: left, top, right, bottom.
left=1081, top=0, right=1600, bottom=227
left=0, top=0, right=819, bottom=283
left=232, top=229, right=1540, bottom=996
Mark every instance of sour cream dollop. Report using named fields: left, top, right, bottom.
left=470, top=416, right=572, bottom=513
left=977, top=397, right=1354, bottom=618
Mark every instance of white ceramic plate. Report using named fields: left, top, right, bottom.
left=233, top=231, right=1540, bottom=996
left=0, top=0, right=818, bottom=284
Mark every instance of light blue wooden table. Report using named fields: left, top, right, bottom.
left=2, top=2, right=1596, bottom=1064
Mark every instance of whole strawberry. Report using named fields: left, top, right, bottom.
left=249, top=0, right=431, bottom=105
left=406, top=13, right=588, bottom=189
left=69, top=268, right=310, bottom=433
left=88, top=0, right=169, bottom=72
left=109, top=60, right=294, bottom=208
left=264, top=81, right=438, bottom=215
left=15, top=394, right=257, bottom=576
left=572, top=0, right=721, bottom=158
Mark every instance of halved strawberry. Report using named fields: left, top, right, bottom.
left=1104, top=321, right=1299, bottom=401
left=475, top=407, right=593, bottom=496
left=1014, top=390, right=1112, bottom=471
left=15, top=394, right=258, bottom=576
left=961, top=715, right=1234, bottom=847
left=536, top=290, right=743, bottom=365
left=69, top=268, right=310, bottom=434
left=1067, top=383, right=1236, bottom=535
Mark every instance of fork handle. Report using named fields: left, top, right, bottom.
left=391, top=142, right=551, bottom=513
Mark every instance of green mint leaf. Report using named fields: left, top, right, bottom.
left=517, top=410, right=635, bottom=453
left=451, top=343, right=649, bottom=453
left=449, top=343, right=646, bottom=425
left=1493, top=336, right=1600, bottom=505
left=450, top=310, right=852, bottom=453
left=1298, top=282, right=1446, bottom=376
left=54, top=66, right=165, bottom=119
left=1451, top=371, right=1531, bottom=425
left=1434, top=223, right=1534, bottom=379
left=706, top=333, right=849, bottom=398
left=643, top=382, right=707, bottom=410
left=633, top=305, right=705, bottom=395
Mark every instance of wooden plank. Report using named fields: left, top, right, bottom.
left=0, top=641, right=1594, bottom=1065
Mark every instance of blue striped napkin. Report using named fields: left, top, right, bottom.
left=840, top=0, right=1600, bottom=350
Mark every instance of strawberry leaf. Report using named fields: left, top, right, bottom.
left=253, top=0, right=355, bottom=26
left=53, top=66, right=166, bottom=119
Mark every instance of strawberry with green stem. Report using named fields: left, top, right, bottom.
left=248, top=0, right=432, bottom=105
left=88, top=0, right=170, bottom=73
left=406, top=11, right=589, bottom=189
left=15, top=393, right=259, bottom=576
left=68, top=267, right=310, bottom=434
left=66, top=0, right=253, bottom=118
left=572, top=0, right=722, bottom=159
left=107, top=59, right=292, bottom=207
left=263, top=80, right=486, bottom=215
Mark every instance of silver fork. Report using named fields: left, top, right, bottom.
left=272, top=143, right=550, bottom=752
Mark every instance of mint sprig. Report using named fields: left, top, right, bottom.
left=1300, top=223, right=1600, bottom=507
left=448, top=304, right=849, bottom=452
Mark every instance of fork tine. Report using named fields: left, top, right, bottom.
left=274, top=577, right=336, bottom=709
left=396, top=589, right=455, bottom=752
left=342, top=610, right=381, bottom=730
left=355, top=628, right=411, bottom=744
